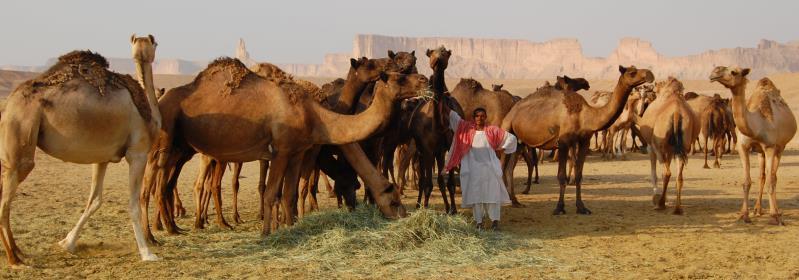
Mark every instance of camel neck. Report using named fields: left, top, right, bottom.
left=334, top=73, right=368, bottom=114
left=728, top=81, right=756, bottom=136
left=584, top=78, right=633, bottom=131
left=431, top=68, right=447, bottom=95
left=311, top=82, right=396, bottom=144
left=134, top=60, right=162, bottom=127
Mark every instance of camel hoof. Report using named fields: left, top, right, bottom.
left=652, top=194, right=661, bottom=206
left=702, top=165, right=710, bottom=169
left=58, top=238, right=77, bottom=253
left=552, top=207, right=566, bottom=215
left=576, top=207, right=592, bottom=215
left=738, top=213, right=752, bottom=224
left=511, top=202, right=526, bottom=208
left=141, top=253, right=160, bottom=261
left=768, top=215, right=785, bottom=226
left=653, top=205, right=667, bottom=211
left=672, top=207, right=684, bottom=215
left=521, top=190, right=530, bottom=195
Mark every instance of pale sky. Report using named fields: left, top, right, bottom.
left=1, top=0, right=797, bottom=66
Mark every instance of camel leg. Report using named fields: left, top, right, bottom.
left=446, top=169, right=457, bottom=214
left=713, top=137, right=722, bottom=168
left=321, top=171, right=334, bottom=199
left=648, top=146, right=660, bottom=206
left=125, top=152, right=159, bottom=261
left=59, top=163, right=108, bottom=253
left=210, top=161, right=232, bottom=230
left=673, top=156, right=686, bottom=215
left=309, top=168, right=320, bottom=212
left=574, top=139, right=591, bottom=215
left=553, top=142, right=569, bottom=215
left=298, top=173, right=309, bottom=219
left=280, top=158, right=303, bottom=227
left=0, top=161, right=34, bottom=267
left=703, top=135, right=710, bottom=169
left=160, top=156, right=188, bottom=234
left=754, top=152, right=766, bottom=216
left=258, top=160, right=269, bottom=220
left=502, top=150, right=524, bottom=208
left=567, top=147, right=576, bottom=185
left=765, top=148, right=784, bottom=225
left=421, top=156, right=434, bottom=209
left=435, top=152, right=451, bottom=214
left=172, top=186, right=186, bottom=218
left=191, top=156, right=210, bottom=228
left=262, top=154, right=288, bottom=236
left=656, top=156, right=672, bottom=211
left=140, top=159, right=160, bottom=245
left=231, top=162, right=243, bottom=224
left=521, top=146, right=534, bottom=194
left=200, top=169, right=214, bottom=227
left=532, top=148, right=540, bottom=184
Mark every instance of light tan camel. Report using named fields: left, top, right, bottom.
left=604, top=91, right=642, bottom=159
left=0, top=35, right=161, bottom=266
left=637, top=77, right=699, bottom=214
left=502, top=66, right=653, bottom=213
left=710, top=67, right=797, bottom=225
left=152, top=58, right=422, bottom=236
left=685, top=93, right=731, bottom=168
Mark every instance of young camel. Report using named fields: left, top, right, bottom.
left=710, top=67, right=797, bottom=225
left=637, top=77, right=699, bottom=214
left=0, top=35, right=161, bottom=266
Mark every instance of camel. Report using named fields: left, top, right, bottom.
left=637, top=77, right=699, bottom=214
left=150, top=57, right=422, bottom=238
left=709, top=67, right=797, bottom=225
left=502, top=66, right=654, bottom=213
left=691, top=93, right=731, bottom=169
left=0, top=35, right=161, bottom=266
left=603, top=91, right=642, bottom=159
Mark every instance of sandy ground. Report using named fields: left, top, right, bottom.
left=1, top=144, right=799, bottom=279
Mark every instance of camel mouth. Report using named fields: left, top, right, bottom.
left=709, top=76, right=722, bottom=82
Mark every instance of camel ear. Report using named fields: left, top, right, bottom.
left=445, top=50, right=452, bottom=56
left=499, top=84, right=503, bottom=88
left=388, top=50, right=396, bottom=59
left=742, top=68, right=751, bottom=77
left=130, top=33, right=136, bottom=44
left=350, top=58, right=359, bottom=68
left=410, top=50, right=415, bottom=56
left=148, top=34, right=157, bottom=47
left=379, top=72, right=389, bottom=83
left=618, top=65, right=627, bottom=74
left=426, top=49, right=433, bottom=57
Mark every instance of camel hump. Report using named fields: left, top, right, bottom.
left=455, top=78, right=483, bottom=91
left=753, top=77, right=787, bottom=122
left=24, top=50, right=121, bottom=97
left=197, top=57, right=253, bottom=95
left=562, top=91, right=585, bottom=114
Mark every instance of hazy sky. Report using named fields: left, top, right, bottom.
left=2, top=0, right=797, bottom=66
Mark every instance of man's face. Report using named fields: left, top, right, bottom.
left=473, top=111, right=487, bottom=126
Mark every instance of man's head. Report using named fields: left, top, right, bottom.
left=473, top=107, right=487, bottom=127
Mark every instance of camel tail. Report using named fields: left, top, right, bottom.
left=668, top=112, right=687, bottom=161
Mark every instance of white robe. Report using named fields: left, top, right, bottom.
left=446, top=111, right=517, bottom=208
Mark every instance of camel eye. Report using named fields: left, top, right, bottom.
left=731, top=71, right=738, bottom=76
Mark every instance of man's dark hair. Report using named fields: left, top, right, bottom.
left=473, top=107, right=487, bottom=117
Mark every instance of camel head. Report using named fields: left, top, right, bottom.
left=492, top=84, right=504, bottom=91
left=709, top=66, right=750, bottom=90
left=348, top=57, right=385, bottom=83
left=387, top=50, right=417, bottom=74
left=130, top=34, right=157, bottom=63
left=426, top=46, right=451, bottom=71
left=376, top=72, right=430, bottom=101
left=618, top=65, right=655, bottom=89
left=555, top=75, right=591, bottom=91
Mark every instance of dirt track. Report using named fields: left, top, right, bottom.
left=1, top=144, right=799, bottom=279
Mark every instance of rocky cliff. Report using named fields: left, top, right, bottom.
left=281, top=34, right=799, bottom=79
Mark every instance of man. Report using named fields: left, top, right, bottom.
left=445, top=108, right=517, bottom=230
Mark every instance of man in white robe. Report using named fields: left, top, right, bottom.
left=445, top=108, right=517, bottom=230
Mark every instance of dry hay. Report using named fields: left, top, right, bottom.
left=255, top=207, right=547, bottom=278
left=198, top=57, right=251, bottom=95
left=18, top=50, right=152, bottom=121
left=278, top=79, right=325, bottom=105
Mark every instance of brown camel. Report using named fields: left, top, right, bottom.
left=604, top=91, right=642, bottom=160
left=150, top=57, right=421, bottom=238
left=502, top=66, right=654, bottom=213
left=0, top=35, right=161, bottom=266
left=637, top=77, right=699, bottom=214
left=710, top=67, right=797, bottom=225
left=684, top=93, right=732, bottom=168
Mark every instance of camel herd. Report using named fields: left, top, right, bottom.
left=0, top=35, right=795, bottom=268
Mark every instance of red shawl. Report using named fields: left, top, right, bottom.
left=445, top=120, right=506, bottom=172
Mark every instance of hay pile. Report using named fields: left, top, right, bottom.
left=252, top=207, right=547, bottom=277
